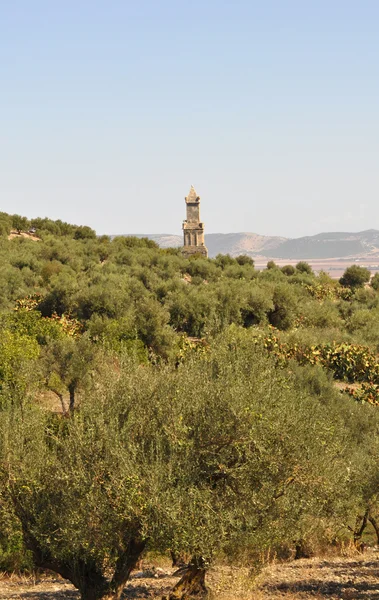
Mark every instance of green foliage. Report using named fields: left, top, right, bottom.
left=1, top=210, right=379, bottom=591
left=344, top=381, right=379, bottom=406
left=235, top=254, right=254, bottom=266
left=1, top=335, right=372, bottom=594
left=5, top=309, right=64, bottom=344
left=0, top=212, right=12, bottom=237
left=256, top=329, right=379, bottom=392
left=299, top=299, right=341, bottom=329
left=371, top=273, right=379, bottom=291
left=73, top=225, right=97, bottom=240
left=266, top=260, right=277, bottom=269
left=113, top=235, right=159, bottom=249
left=0, top=329, right=39, bottom=408
left=0, top=519, right=32, bottom=572
left=11, top=214, right=30, bottom=233
left=296, top=261, right=313, bottom=275
left=241, top=286, right=274, bottom=326
left=340, top=265, right=371, bottom=289
left=214, top=253, right=236, bottom=269
left=268, top=283, right=296, bottom=330
left=281, top=264, right=296, bottom=276
left=41, top=336, right=97, bottom=411
left=31, top=217, right=96, bottom=240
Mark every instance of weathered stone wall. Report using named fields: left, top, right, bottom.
left=186, top=203, right=200, bottom=223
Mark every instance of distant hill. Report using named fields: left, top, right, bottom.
left=264, top=230, right=379, bottom=260
left=127, top=230, right=379, bottom=260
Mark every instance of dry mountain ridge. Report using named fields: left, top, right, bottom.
left=126, top=230, right=379, bottom=260
left=264, top=229, right=379, bottom=260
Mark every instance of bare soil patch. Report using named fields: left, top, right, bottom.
left=8, top=231, right=40, bottom=242
left=1, top=551, right=379, bottom=599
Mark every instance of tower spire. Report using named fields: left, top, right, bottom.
left=186, top=185, right=198, bottom=203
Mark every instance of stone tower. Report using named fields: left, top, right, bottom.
left=182, top=185, right=208, bottom=258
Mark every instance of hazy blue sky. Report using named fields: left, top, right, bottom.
left=1, top=1, right=378, bottom=237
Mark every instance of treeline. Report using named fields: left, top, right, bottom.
left=1, top=212, right=379, bottom=599
left=0, top=213, right=378, bottom=356
left=0, top=211, right=96, bottom=239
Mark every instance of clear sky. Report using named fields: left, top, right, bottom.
left=1, top=0, right=378, bottom=238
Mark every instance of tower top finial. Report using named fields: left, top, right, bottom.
left=185, top=185, right=199, bottom=203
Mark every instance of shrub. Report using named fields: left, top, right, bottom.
left=235, top=254, right=254, bottom=266
left=281, top=265, right=296, bottom=276
left=268, top=284, right=296, bottom=330
left=296, top=261, right=313, bottom=275
left=266, top=260, right=277, bottom=270
left=371, top=273, right=379, bottom=291
left=339, top=265, right=371, bottom=289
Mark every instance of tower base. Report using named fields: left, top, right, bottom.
left=182, top=245, right=208, bottom=258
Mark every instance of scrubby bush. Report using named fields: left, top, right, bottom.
left=371, top=273, right=379, bottom=291
left=268, top=283, right=296, bottom=329
left=281, top=264, right=296, bottom=276
left=266, top=260, right=277, bottom=270
left=340, top=265, right=370, bottom=289
left=296, top=261, right=313, bottom=275
left=235, top=254, right=254, bottom=266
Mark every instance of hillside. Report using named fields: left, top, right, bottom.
left=264, top=229, right=379, bottom=260
left=131, top=229, right=379, bottom=259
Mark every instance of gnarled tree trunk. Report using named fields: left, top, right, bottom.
left=163, top=557, right=208, bottom=600
left=369, top=514, right=379, bottom=545
left=54, top=538, right=146, bottom=600
left=10, top=484, right=146, bottom=600
left=15, top=510, right=145, bottom=599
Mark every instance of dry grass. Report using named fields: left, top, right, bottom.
left=1, top=550, right=379, bottom=599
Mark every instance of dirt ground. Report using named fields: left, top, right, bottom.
left=1, top=550, right=379, bottom=600
left=7, top=232, right=40, bottom=242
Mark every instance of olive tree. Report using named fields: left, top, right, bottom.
left=11, top=214, right=30, bottom=234
left=41, top=336, right=97, bottom=413
left=0, top=332, right=369, bottom=599
left=339, top=265, right=371, bottom=289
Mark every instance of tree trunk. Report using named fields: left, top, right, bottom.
left=78, top=587, right=122, bottom=600
left=354, top=508, right=369, bottom=549
left=163, top=557, right=208, bottom=600
left=17, top=507, right=144, bottom=600
left=62, top=538, right=146, bottom=600
left=68, top=383, right=76, bottom=412
left=109, top=537, right=146, bottom=598
left=294, top=539, right=311, bottom=559
left=369, top=515, right=379, bottom=545
left=74, top=569, right=110, bottom=600
left=51, top=389, right=67, bottom=414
